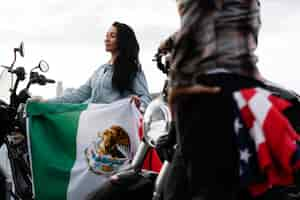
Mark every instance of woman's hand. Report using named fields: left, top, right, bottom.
left=130, top=95, right=141, bottom=109
left=27, top=96, right=46, bottom=103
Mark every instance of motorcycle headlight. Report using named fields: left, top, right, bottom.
left=143, top=96, right=172, bottom=147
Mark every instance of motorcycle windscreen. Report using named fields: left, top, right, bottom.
left=0, top=69, right=14, bottom=104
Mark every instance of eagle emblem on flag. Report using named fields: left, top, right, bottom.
left=85, top=125, right=131, bottom=175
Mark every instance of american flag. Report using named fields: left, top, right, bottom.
left=233, top=87, right=300, bottom=196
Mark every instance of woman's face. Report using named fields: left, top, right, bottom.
left=176, top=0, right=185, bottom=17
left=105, top=25, right=118, bottom=53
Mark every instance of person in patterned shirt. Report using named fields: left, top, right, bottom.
left=163, top=0, right=266, bottom=200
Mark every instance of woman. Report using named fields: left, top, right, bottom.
left=49, top=22, right=151, bottom=111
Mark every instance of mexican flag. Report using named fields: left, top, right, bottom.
left=26, top=98, right=142, bottom=200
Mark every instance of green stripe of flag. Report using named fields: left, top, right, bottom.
left=27, top=102, right=88, bottom=200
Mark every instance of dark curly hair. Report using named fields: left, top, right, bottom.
left=111, top=22, right=140, bottom=93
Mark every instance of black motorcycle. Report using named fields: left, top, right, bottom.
left=0, top=42, right=55, bottom=200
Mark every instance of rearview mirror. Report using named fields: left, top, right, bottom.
left=19, top=41, right=24, bottom=57
left=14, top=41, right=25, bottom=57
left=10, top=42, right=25, bottom=69
left=38, top=60, right=49, bottom=72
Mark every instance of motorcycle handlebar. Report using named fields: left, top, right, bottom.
left=153, top=52, right=169, bottom=74
left=41, top=75, right=55, bottom=84
left=45, top=78, right=55, bottom=84
left=36, top=74, right=55, bottom=85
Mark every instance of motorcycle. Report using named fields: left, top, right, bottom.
left=0, top=42, right=55, bottom=200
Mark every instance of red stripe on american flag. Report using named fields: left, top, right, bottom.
left=262, top=107, right=297, bottom=173
left=241, top=88, right=257, bottom=102
left=268, top=95, right=292, bottom=112
left=240, top=105, right=255, bottom=129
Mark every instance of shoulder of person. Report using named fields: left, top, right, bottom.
left=94, top=64, right=110, bottom=73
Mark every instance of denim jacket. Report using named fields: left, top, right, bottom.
left=49, top=64, right=151, bottom=109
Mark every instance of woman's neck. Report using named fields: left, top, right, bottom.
left=108, top=53, right=118, bottom=65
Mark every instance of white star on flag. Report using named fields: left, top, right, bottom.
left=234, top=117, right=243, bottom=135
left=240, top=149, right=251, bottom=163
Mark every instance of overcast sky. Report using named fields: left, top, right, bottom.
left=0, top=1, right=299, bottom=98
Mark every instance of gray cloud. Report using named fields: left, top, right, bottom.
left=0, top=0, right=299, bottom=95
left=0, top=0, right=178, bottom=48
